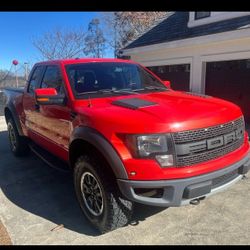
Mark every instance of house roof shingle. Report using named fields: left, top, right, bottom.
left=124, top=12, right=250, bottom=49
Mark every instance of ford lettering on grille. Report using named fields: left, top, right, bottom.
left=176, top=127, right=244, bottom=156
left=173, top=117, right=245, bottom=166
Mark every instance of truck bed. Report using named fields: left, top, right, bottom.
left=3, top=87, right=25, bottom=126
left=1, top=88, right=24, bottom=116
left=4, top=87, right=25, bottom=93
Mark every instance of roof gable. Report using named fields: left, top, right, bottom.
left=124, top=12, right=250, bottom=49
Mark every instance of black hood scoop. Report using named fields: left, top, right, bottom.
left=111, top=98, right=157, bottom=110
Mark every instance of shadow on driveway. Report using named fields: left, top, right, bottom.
left=0, top=130, right=166, bottom=236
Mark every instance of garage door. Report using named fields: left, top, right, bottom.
left=147, top=64, right=190, bottom=91
left=205, top=59, right=250, bottom=123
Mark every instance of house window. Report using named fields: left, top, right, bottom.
left=194, top=12, right=211, bottom=20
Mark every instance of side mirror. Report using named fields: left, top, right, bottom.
left=35, top=88, right=66, bottom=105
left=163, top=80, right=171, bottom=89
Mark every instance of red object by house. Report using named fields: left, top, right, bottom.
left=12, top=60, right=18, bottom=65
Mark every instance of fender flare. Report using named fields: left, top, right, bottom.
left=5, top=102, right=24, bottom=136
left=69, top=127, right=128, bottom=179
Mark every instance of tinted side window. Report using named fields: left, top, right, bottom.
left=194, top=11, right=211, bottom=20
left=28, top=66, right=44, bottom=94
left=41, top=66, right=63, bottom=93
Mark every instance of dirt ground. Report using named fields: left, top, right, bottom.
left=0, top=220, right=12, bottom=245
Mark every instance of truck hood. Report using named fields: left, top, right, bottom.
left=77, top=90, right=243, bottom=134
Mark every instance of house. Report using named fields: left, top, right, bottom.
left=121, top=12, right=250, bottom=123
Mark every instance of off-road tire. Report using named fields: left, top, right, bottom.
left=7, top=118, right=29, bottom=156
left=74, top=155, right=133, bottom=234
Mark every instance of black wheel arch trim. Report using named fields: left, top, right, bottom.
left=5, top=103, right=24, bottom=136
left=70, top=126, right=128, bottom=179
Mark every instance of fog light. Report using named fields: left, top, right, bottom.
left=155, top=155, right=174, bottom=167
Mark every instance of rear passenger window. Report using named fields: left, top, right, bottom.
left=28, top=66, right=44, bottom=94
left=41, top=66, right=63, bottom=94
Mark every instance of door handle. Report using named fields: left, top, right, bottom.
left=70, top=111, right=77, bottom=120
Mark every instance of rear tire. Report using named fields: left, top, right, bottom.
left=74, top=155, right=133, bottom=234
left=7, top=118, right=29, bottom=156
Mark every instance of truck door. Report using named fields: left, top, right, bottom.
left=23, top=65, right=45, bottom=133
left=33, top=65, right=71, bottom=161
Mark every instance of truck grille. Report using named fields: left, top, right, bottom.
left=173, top=117, right=245, bottom=167
left=173, top=117, right=244, bottom=144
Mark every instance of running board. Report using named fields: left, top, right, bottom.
left=29, top=142, right=70, bottom=173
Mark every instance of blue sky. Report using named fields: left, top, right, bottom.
left=0, top=12, right=114, bottom=72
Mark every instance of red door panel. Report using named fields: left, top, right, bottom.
left=35, top=105, right=71, bottom=161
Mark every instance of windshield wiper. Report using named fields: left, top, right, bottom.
left=145, top=86, right=167, bottom=90
left=76, top=86, right=167, bottom=96
left=99, top=89, right=139, bottom=95
left=76, top=88, right=139, bottom=96
left=132, top=86, right=168, bottom=92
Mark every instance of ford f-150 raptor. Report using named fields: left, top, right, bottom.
left=3, top=58, right=250, bottom=233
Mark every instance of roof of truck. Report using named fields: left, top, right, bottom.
left=36, top=58, right=134, bottom=66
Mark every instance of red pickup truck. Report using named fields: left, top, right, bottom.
left=3, top=58, right=250, bottom=233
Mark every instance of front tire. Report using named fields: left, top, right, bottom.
left=74, top=155, right=133, bottom=234
left=7, top=118, right=29, bottom=156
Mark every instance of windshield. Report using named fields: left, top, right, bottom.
left=65, top=62, right=167, bottom=98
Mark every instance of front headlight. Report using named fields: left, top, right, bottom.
left=137, top=135, right=168, bottom=157
left=125, top=134, right=175, bottom=167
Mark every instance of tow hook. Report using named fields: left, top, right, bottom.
left=190, top=196, right=205, bottom=205
left=190, top=199, right=200, bottom=205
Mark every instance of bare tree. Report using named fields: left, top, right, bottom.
left=32, top=27, right=86, bottom=60
left=102, top=12, right=167, bottom=57
left=84, top=18, right=107, bottom=58
left=0, top=68, right=26, bottom=89
left=0, top=69, right=13, bottom=83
